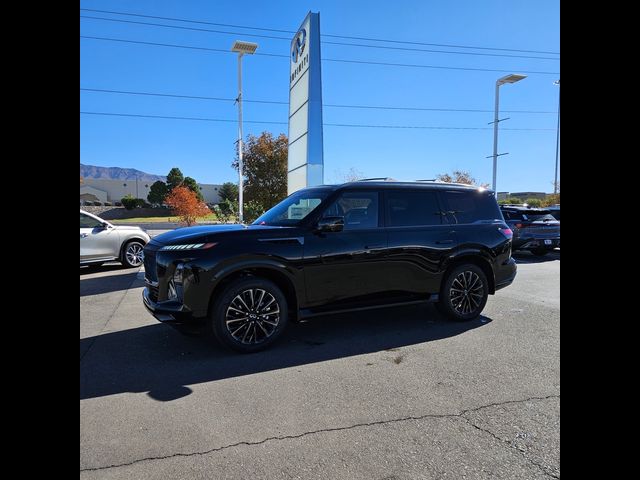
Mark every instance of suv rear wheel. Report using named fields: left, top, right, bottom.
left=210, top=277, right=288, bottom=353
left=437, top=264, right=488, bottom=321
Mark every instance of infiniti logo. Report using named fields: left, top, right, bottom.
left=291, top=28, right=307, bottom=63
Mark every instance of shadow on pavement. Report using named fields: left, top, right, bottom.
left=80, top=304, right=491, bottom=402
left=512, top=249, right=560, bottom=264
left=80, top=269, right=139, bottom=296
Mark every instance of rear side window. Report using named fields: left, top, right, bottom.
left=386, top=190, right=442, bottom=227
left=440, top=190, right=501, bottom=224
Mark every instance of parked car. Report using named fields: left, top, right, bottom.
left=80, top=210, right=150, bottom=268
left=499, top=205, right=560, bottom=256
left=142, top=181, right=517, bottom=353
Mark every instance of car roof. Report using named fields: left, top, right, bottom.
left=302, top=181, right=490, bottom=193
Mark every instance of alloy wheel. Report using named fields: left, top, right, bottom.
left=225, top=288, right=280, bottom=345
left=449, top=271, right=484, bottom=315
left=125, top=243, right=144, bottom=267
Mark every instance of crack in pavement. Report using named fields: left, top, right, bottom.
left=461, top=409, right=560, bottom=479
left=80, top=393, right=560, bottom=473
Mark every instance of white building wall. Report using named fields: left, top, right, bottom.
left=81, top=178, right=222, bottom=204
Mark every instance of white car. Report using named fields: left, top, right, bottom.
left=80, top=210, right=150, bottom=268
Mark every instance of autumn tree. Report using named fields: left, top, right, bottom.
left=147, top=180, right=168, bottom=205
left=232, top=132, right=288, bottom=211
left=165, top=186, right=211, bottom=226
left=436, top=170, right=489, bottom=188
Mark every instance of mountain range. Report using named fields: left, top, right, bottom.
left=80, top=164, right=166, bottom=182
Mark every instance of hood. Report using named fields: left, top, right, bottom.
left=151, top=224, right=294, bottom=245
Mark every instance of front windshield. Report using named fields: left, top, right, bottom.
left=253, top=188, right=332, bottom=226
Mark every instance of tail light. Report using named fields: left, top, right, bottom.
left=499, top=227, right=513, bottom=239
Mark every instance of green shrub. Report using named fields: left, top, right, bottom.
left=121, top=195, right=137, bottom=210
left=498, top=197, right=523, bottom=205
left=524, top=198, right=543, bottom=207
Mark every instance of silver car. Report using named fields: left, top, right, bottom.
left=80, top=210, right=150, bottom=268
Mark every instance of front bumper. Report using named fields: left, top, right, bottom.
left=142, top=287, right=197, bottom=325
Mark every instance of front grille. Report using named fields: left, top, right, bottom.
left=143, top=242, right=160, bottom=282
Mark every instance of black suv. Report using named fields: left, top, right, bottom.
left=143, top=182, right=516, bottom=352
left=499, top=205, right=560, bottom=256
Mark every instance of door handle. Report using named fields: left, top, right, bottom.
left=80, top=233, right=88, bottom=238
left=436, top=239, right=454, bottom=245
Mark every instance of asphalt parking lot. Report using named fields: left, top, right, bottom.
left=80, top=250, right=559, bottom=479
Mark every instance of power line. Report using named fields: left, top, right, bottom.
left=79, top=7, right=559, bottom=55
left=80, top=15, right=558, bottom=61
left=80, top=87, right=556, bottom=114
left=80, top=36, right=560, bottom=75
left=80, top=111, right=555, bottom=130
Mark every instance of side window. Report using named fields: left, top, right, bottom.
left=386, top=190, right=441, bottom=227
left=323, top=191, right=379, bottom=230
left=80, top=213, right=102, bottom=228
left=440, top=191, right=501, bottom=224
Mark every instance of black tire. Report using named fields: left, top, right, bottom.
left=436, top=264, right=488, bottom=321
left=531, top=248, right=548, bottom=256
left=210, top=277, right=288, bottom=353
left=121, top=240, right=145, bottom=268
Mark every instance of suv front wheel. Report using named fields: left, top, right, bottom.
left=437, top=264, right=488, bottom=321
left=210, top=277, right=288, bottom=353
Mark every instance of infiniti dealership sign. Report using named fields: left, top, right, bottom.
left=287, top=12, right=324, bottom=194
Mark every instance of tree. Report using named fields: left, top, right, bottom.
left=182, top=176, right=203, bottom=201
left=219, top=182, right=239, bottom=202
left=165, top=186, right=211, bottom=226
left=147, top=180, right=168, bottom=205
left=232, top=132, right=288, bottom=212
left=166, top=167, right=184, bottom=192
left=436, top=170, right=489, bottom=188
left=524, top=198, right=543, bottom=207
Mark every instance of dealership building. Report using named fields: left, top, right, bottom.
left=80, top=178, right=223, bottom=204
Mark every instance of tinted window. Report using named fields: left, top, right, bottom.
left=253, top=188, right=331, bottom=226
left=440, top=190, right=501, bottom=224
left=80, top=213, right=102, bottom=228
left=323, top=191, right=379, bottom=230
left=502, top=210, right=524, bottom=221
left=386, top=190, right=441, bottom=227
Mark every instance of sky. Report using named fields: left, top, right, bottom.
left=80, top=0, right=560, bottom=193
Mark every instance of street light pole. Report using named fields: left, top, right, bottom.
left=490, top=74, right=527, bottom=197
left=231, top=41, right=258, bottom=224
left=553, top=79, right=560, bottom=194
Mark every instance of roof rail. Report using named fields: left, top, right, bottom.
left=353, top=177, right=396, bottom=182
left=415, top=179, right=436, bottom=182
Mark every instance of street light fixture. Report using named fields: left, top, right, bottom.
left=553, top=79, right=560, bottom=194
left=489, top=73, right=527, bottom=196
left=231, top=40, right=258, bottom=223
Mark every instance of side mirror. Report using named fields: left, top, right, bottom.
left=316, top=216, right=344, bottom=233
left=100, top=222, right=111, bottom=229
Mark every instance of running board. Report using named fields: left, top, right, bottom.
left=299, top=294, right=439, bottom=319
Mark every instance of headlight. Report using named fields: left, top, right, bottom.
left=160, top=242, right=217, bottom=251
